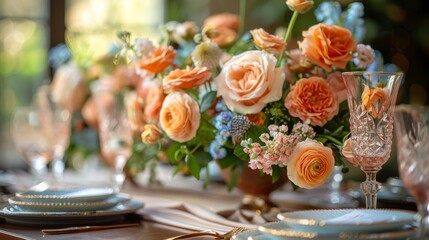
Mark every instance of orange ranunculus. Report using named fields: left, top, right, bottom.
left=203, top=13, right=239, bottom=32
left=361, top=85, right=390, bottom=118
left=285, top=76, right=339, bottom=127
left=327, top=72, right=347, bottom=103
left=286, top=0, right=314, bottom=13
left=247, top=112, right=266, bottom=127
left=159, top=92, right=200, bottom=143
left=215, top=50, right=285, bottom=114
left=287, top=140, right=335, bottom=189
left=136, top=46, right=176, bottom=73
left=144, top=84, right=165, bottom=123
left=203, top=13, right=240, bottom=47
left=141, top=124, right=162, bottom=144
left=299, top=23, right=356, bottom=72
left=125, top=91, right=145, bottom=133
left=342, top=138, right=358, bottom=167
left=250, top=28, right=286, bottom=55
left=163, top=66, right=211, bottom=92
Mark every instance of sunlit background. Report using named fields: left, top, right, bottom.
left=1, top=0, right=429, bottom=179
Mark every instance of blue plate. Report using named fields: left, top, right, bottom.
left=15, top=187, right=116, bottom=202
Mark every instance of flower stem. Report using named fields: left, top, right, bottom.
left=318, top=135, right=343, bottom=146
left=239, top=0, right=246, bottom=37
left=277, top=10, right=300, bottom=67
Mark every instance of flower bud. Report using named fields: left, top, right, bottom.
left=286, top=0, right=314, bottom=14
left=141, top=124, right=162, bottom=144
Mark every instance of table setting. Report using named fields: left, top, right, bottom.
left=2, top=0, right=429, bottom=239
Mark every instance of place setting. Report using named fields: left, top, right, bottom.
left=0, top=186, right=144, bottom=227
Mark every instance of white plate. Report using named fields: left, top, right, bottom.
left=233, top=221, right=416, bottom=240
left=8, top=194, right=131, bottom=212
left=277, top=209, right=416, bottom=234
left=15, top=187, right=115, bottom=202
left=0, top=200, right=144, bottom=226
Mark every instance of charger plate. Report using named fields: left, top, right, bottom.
left=8, top=194, right=131, bottom=212
left=277, top=209, right=416, bottom=234
left=15, top=187, right=115, bottom=202
left=233, top=221, right=416, bottom=240
left=0, top=200, right=144, bottom=226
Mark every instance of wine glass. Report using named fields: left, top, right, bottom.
left=11, top=107, right=54, bottom=184
left=394, top=105, right=429, bottom=239
left=342, top=71, right=403, bottom=209
left=35, top=85, right=72, bottom=181
left=91, top=81, right=133, bottom=192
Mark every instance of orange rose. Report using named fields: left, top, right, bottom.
left=285, top=77, right=339, bottom=126
left=215, top=50, right=285, bottom=114
left=159, top=92, right=200, bottom=142
left=286, top=0, right=314, bottom=13
left=203, top=13, right=239, bottom=47
left=361, top=85, right=390, bottom=118
left=163, top=66, right=211, bottom=92
left=144, top=84, right=165, bottom=123
left=342, top=138, right=358, bottom=167
left=299, top=23, right=356, bottom=72
left=327, top=72, right=347, bottom=103
left=287, top=140, right=335, bottom=189
left=247, top=112, right=266, bottom=127
left=250, top=28, right=286, bottom=55
left=136, top=46, right=176, bottom=73
left=141, top=124, right=162, bottom=144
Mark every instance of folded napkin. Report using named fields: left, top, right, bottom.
left=139, top=203, right=262, bottom=233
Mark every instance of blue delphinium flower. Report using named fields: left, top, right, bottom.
left=209, top=111, right=234, bottom=160
left=48, top=44, right=72, bottom=71
left=315, top=1, right=342, bottom=25
left=215, top=99, right=229, bottom=112
left=343, top=2, right=365, bottom=43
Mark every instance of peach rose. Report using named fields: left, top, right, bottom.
left=136, top=46, right=176, bottom=73
left=214, top=50, right=285, bottom=114
left=159, top=92, right=200, bottom=142
left=285, top=77, right=339, bottom=127
left=286, top=0, right=314, bottom=13
left=327, top=72, right=347, bottom=103
left=342, top=138, right=358, bottom=167
left=250, top=28, right=286, bottom=55
left=125, top=91, right=145, bottom=133
left=141, top=124, right=162, bottom=144
left=203, top=13, right=239, bottom=47
left=144, top=84, right=165, bottom=123
left=299, top=23, right=356, bottom=72
left=361, top=85, right=390, bottom=118
left=163, top=66, right=211, bottom=92
left=287, top=140, right=335, bottom=189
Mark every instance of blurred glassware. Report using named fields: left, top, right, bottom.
left=91, top=81, right=133, bottom=192
left=10, top=107, right=54, bottom=184
left=342, top=71, right=403, bottom=209
left=394, top=105, right=429, bottom=239
left=35, top=85, right=72, bottom=181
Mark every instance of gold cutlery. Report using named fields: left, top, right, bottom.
left=41, top=223, right=140, bottom=235
left=165, top=227, right=246, bottom=240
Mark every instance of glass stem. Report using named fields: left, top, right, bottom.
left=111, top=155, right=127, bottom=193
left=360, top=172, right=381, bottom=209
left=31, top=156, right=48, bottom=183
left=417, top=202, right=429, bottom=239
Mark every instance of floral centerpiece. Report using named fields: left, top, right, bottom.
left=51, top=0, right=391, bottom=191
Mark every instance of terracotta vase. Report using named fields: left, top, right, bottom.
left=220, top=164, right=287, bottom=213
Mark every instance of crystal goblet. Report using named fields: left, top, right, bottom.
left=11, top=106, right=54, bottom=184
left=342, top=71, right=403, bottom=209
left=394, top=105, right=429, bottom=239
left=91, top=81, right=133, bottom=192
left=35, top=85, right=72, bottom=181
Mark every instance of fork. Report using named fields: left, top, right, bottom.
left=165, top=227, right=246, bottom=240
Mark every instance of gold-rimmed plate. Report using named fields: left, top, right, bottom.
left=8, top=194, right=131, bottom=212
left=15, top=187, right=116, bottom=203
left=277, top=209, right=416, bottom=234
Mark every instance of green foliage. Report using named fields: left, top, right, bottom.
left=200, top=91, right=217, bottom=112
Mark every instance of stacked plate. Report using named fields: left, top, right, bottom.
left=233, top=209, right=417, bottom=240
left=0, top=187, right=144, bottom=226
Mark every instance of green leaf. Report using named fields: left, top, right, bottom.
left=200, top=91, right=217, bottom=112
left=243, top=125, right=266, bottom=144
left=271, top=165, right=282, bottom=183
left=227, top=167, right=240, bottom=191
left=166, top=142, right=182, bottom=163
left=218, top=152, right=240, bottom=169
left=233, top=144, right=248, bottom=160
left=315, top=136, right=327, bottom=144
left=203, top=167, right=210, bottom=189
left=185, top=154, right=201, bottom=180
left=331, top=126, right=344, bottom=137
left=172, top=164, right=186, bottom=176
